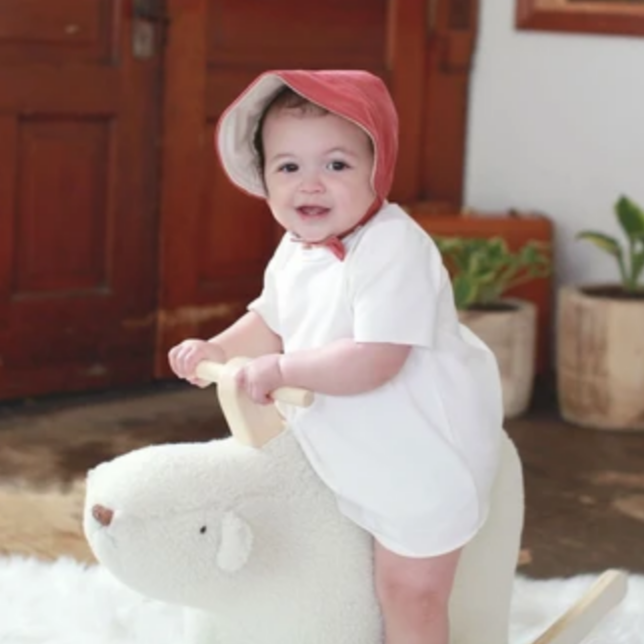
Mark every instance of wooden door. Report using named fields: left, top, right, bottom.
left=0, top=0, right=162, bottom=399
left=155, top=0, right=430, bottom=375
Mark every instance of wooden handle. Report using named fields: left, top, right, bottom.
left=195, top=360, right=314, bottom=408
left=531, top=569, right=628, bottom=644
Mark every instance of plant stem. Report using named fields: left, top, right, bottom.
left=625, top=239, right=635, bottom=292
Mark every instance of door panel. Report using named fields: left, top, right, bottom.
left=14, top=120, right=109, bottom=294
left=206, top=1, right=387, bottom=69
left=0, top=0, right=478, bottom=398
left=0, top=0, right=162, bottom=399
left=0, top=0, right=111, bottom=63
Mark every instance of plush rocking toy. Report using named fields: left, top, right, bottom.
left=84, top=357, right=628, bottom=644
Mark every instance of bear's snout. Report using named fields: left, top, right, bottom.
left=92, top=504, right=114, bottom=527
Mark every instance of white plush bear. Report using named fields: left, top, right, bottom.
left=84, top=426, right=524, bottom=644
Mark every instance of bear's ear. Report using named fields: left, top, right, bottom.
left=216, top=510, right=253, bottom=573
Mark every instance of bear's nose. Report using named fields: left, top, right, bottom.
left=92, top=504, right=114, bottom=527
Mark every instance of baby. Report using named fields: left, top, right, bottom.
left=169, top=70, right=504, bottom=644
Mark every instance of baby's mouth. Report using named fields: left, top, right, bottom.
left=297, top=206, right=330, bottom=218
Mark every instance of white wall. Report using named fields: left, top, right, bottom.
left=465, top=0, right=644, bottom=288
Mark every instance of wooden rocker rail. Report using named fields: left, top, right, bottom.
left=531, top=568, right=628, bottom=644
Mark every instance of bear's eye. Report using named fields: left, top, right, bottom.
left=200, top=526, right=207, bottom=534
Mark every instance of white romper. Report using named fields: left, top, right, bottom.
left=249, top=202, right=504, bottom=557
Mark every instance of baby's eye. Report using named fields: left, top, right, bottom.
left=277, top=162, right=299, bottom=173
left=327, top=160, right=349, bottom=171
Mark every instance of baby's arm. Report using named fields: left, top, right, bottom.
left=169, top=311, right=282, bottom=386
left=210, top=311, right=283, bottom=360
left=171, top=234, right=287, bottom=386
left=279, top=339, right=411, bottom=395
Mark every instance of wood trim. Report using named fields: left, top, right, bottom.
left=385, top=0, right=481, bottom=208
left=386, top=0, right=427, bottom=203
left=0, top=116, right=16, bottom=327
left=155, top=0, right=209, bottom=374
left=516, top=0, right=644, bottom=38
left=422, top=0, right=479, bottom=208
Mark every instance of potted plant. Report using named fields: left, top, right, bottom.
left=557, top=195, right=644, bottom=430
left=435, top=236, right=552, bottom=418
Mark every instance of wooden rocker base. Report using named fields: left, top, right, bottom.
left=531, top=569, right=628, bottom=644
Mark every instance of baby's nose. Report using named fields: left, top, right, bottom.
left=92, top=504, right=114, bottom=527
left=300, top=174, right=324, bottom=192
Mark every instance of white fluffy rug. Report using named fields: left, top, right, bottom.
left=0, top=556, right=642, bottom=643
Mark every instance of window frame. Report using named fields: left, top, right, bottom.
left=516, top=0, right=644, bottom=38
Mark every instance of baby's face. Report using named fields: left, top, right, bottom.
left=262, top=108, right=376, bottom=243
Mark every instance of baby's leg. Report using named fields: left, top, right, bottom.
left=374, top=541, right=462, bottom=644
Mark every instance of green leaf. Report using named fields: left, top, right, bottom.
left=616, top=196, right=644, bottom=241
left=475, top=269, right=498, bottom=285
left=478, top=283, right=503, bottom=304
left=452, top=275, right=476, bottom=309
left=632, top=248, right=644, bottom=286
left=577, top=232, right=623, bottom=257
left=488, top=237, right=507, bottom=257
left=436, top=234, right=550, bottom=306
left=434, top=237, right=463, bottom=254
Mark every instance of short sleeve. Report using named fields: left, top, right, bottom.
left=347, top=219, right=447, bottom=348
left=247, top=235, right=290, bottom=335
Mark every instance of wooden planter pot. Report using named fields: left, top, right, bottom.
left=458, top=299, right=537, bottom=419
left=557, top=285, right=644, bottom=431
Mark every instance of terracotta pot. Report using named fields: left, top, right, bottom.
left=458, top=299, right=537, bottom=419
left=557, top=285, right=644, bottom=431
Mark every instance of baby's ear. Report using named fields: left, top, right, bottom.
left=216, top=510, right=253, bottom=573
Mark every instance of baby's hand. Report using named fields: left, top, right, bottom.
left=235, top=354, right=284, bottom=405
left=168, top=339, right=225, bottom=388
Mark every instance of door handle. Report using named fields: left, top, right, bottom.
left=131, top=0, right=167, bottom=59
left=132, top=0, right=168, bottom=23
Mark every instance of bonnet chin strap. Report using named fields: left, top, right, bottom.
left=290, top=197, right=383, bottom=261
